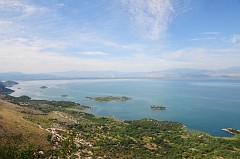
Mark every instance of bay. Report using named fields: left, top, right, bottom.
left=11, top=78, right=240, bottom=137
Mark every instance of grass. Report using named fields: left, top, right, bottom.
left=0, top=100, right=50, bottom=149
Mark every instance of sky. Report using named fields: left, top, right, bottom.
left=0, top=0, right=240, bottom=73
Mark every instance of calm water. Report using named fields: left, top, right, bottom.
left=11, top=78, right=240, bottom=137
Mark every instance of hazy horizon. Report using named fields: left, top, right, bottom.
left=1, top=0, right=240, bottom=73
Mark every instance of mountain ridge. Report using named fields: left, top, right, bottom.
left=1, top=67, right=240, bottom=80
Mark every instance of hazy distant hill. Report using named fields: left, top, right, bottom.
left=210, top=67, right=240, bottom=78
left=0, top=72, right=27, bottom=80
left=142, top=67, right=240, bottom=78
left=52, top=67, right=239, bottom=79
left=50, top=71, right=134, bottom=78
left=0, top=72, right=58, bottom=80
left=0, top=67, right=240, bottom=80
left=142, top=69, right=212, bottom=78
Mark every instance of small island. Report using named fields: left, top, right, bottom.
left=151, top=105, right=166, bottom=110
left=222, top=128, right=240, bottom=135
left=40, top=86, right=48, bottom=89
left=86, top=96, right=131, bottom=102
left=61, top=94, right=68, bottom=97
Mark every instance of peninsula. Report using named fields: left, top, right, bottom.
left=0, top=80, right=18, bottom=94
left=86, top=96, right=131, bottom=102
left=1, top=80, right=19, bottom=87
left=222, top=128, right=240, bottom=135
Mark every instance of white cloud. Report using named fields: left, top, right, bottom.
left=231, top=34, right=240, bottom=45
left=162, top=47, right=240, bottom=70
left=0, top=39, right=101, bottom=73
left=0, top=20, right=14, bottom=34
left=0, top=20, right=12, bottom=25
left=1, top=37, right=240, bottom=73
left=212, top=48, right=240, bottom=54
left=79, top=51, right=108, bottom=56
left=190, top=37, right=216, bottom=41
left=121, top=0, right=173, bottom=40
left=0, top=1, right=239, bottom=73
left=0, top=0, right=47, bottom=17
left=172, top=0, right=193, bottom=14
left=190, top=32, right=220, bottom=41
left=56, top=3, right=65, bottom=7
left=201, top=32, right=220, bottom=35
left=0, top=0, right=49, bottom=41
left=0, top=38, right=190, bottom=73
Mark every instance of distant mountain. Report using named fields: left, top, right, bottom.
left=210, top=67, right=240, bottom=78
left=140, top=67, right=240, bottom=78
left=142, top=69, right=212, bottom=78
left=49, top=71, right=152, bottom=79
left=0, top=72, right=27, bottom=80
left=0, top=67, right=240, bottom=80
left=0, top=72, right=58, bottom=80
left=0, top=71, right=144, bottom=80
left=50, top=67, right=240, bottom=79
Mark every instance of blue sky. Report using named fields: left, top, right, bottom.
left=0, top=0, right=240, bottom=73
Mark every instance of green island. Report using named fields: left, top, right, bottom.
left=0, top=94, right=240, bottom=159
left=86, top=96, right=131, bottom=102
left=40, top=86, right=48, bottom=89
left=222, top=128, right=240, bottom=135
left=151, top=105, right=166, bottom=110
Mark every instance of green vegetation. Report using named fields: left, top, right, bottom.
left=222, top=128, right=240, bottom=135
left=86, top=96, right=131, bottom=102
left=0, top=94, right=92, bottom=113
left=0, top=94, right=240, bottom=158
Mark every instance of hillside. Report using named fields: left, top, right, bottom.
left=0, top=94, right=240, bottom=158
left=0, top=99, right=50, bottom=158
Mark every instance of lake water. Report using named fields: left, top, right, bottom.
left=11, top=78, right=240, bottom=137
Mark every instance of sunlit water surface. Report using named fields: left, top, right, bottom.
left=11, top=78, right=240, bottom=137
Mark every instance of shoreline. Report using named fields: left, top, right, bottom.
left=222, top=128, right=240, bottom=135
left=1, top=93, right=240, bottom=158
left=5, top=91, right=236, bottom=138
left=9, top=80, right=240, bottom=138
